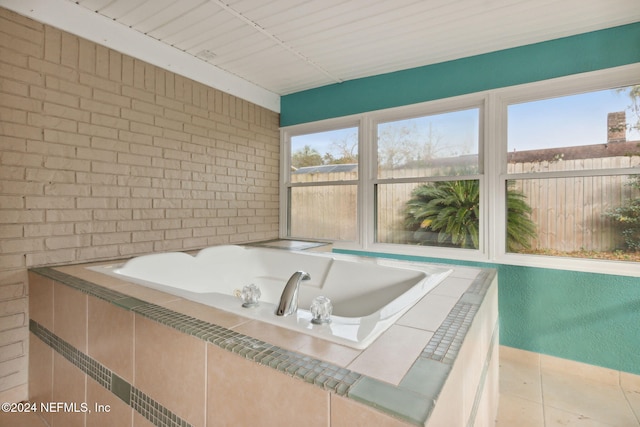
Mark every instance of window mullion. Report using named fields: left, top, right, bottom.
left=359, top=115, right=374, bottom=250
left=487, top=93, right=509, bottom=261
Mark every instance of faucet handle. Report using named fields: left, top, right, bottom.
left=235, top=284, right=261, bottom=307
left=310, top=296, right=332, bottom=324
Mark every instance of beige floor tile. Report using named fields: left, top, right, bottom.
left=498, top=348, right=640, bottom=427
left=541, top=354, right=620, bottom=386
left=622, top=372, right=640, bottom=392
left=542, top=372, right=639, bottom=427
left=624, top=389, right=640, bottom=423
left=621, top=371, right=640, bottom=422
left=500, top=356, right=543, bottom=404
left=500, top=345, right=541, bottom=366
left=495, top=394, right=544, bottom=427
left=544, top=405, right=616, bottom=427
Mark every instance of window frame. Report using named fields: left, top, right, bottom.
left=366, top=96, right=487, bottom=260
left=280, top=117, right=363, bottom=243
left=280, top=63, right=640, bottom=277
left=493, top=64, right=640, bottom=277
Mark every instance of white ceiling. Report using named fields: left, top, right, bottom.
left=2, top=0, right=640, bottom=111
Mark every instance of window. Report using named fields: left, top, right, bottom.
left=286, top=127, right=358, bottom=241
left=281, top=65, right=640, bottom=273
left=374, top=109, right=481, bottom=249
left=505, top=85, right=640, bottom=261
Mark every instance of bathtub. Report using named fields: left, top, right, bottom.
left=89, top=245, right=452, bottom=349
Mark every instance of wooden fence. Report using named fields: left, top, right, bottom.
left=507, top=156, right=639, bottom=251
left=290, top=156, right=640, bottom=252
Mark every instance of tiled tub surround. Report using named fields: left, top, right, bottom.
left=27, top=257, right=498, bottom=427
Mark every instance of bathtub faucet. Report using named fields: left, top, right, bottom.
left=275, top=271, right=311, bottom=317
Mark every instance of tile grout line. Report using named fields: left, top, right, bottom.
left=622, top=385, right=640, bottom=426
left=618, top=368, right=640, bottom=427
left=537, top=352, right=549, bottom=427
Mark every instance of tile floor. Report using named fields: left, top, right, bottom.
left=497, top=346, right=640, bottom=427
left=2, top=346, right=639, bottom=426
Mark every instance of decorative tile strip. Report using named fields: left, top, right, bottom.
left=29, top=319, right=111, bottom=389
left=131, top=387, right=193, bottom=427
left=421, top=302, right=478, bottom=364
left=420, top=269, right=494, bottom=365
left=29, top=319, right=193, bottom=427
left=466, top=269, right=494, bottom=295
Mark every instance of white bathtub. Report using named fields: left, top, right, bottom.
left=89, top=245, right=452, bottom=349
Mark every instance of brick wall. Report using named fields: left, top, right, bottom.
left=0, top=7, right=280, bottom=402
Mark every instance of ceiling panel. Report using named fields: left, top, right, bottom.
left=176, top=17, right=246, bottom=52
left=98, top=0, right=151, bottom=20
left=11, top=0, right=640, bottom=101
left=76, top=0, right=114, bottom=11
left=125, top=0, right=210, bottom=34
left=140, top=3, right=223, bottom=41
left=115, top=0, right=178, bottom=27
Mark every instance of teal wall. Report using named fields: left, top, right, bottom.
left=280, top=22, right=640, bottom=374
left=335, top=249, right=640, bottom=375
left=280, top=22, right=640, bottom=126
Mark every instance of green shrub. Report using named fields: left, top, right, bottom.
left=605, top=175, right=640, bottom=252
left=404, top=180, right=536, bottom=250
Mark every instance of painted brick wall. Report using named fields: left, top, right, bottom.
left=0, top=7, right=280, bottom=401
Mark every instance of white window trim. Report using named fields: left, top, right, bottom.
left=280, top=63, right=640, bottom=277
left=364, top=94, right=488, bottom=260
left=280, top=117, right=364, bottom=245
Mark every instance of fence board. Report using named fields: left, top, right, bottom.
left=291, top=157, right=639, bottom=251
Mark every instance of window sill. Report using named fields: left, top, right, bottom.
left=331, top=241, right=640, bottom=278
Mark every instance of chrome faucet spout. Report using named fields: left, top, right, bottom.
left=275, top=271, right=310, bottom=316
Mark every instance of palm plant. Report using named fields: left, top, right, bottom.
left=504, top=181, right=538, bottom=251
left=404, top=180, right=536, bottom=250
